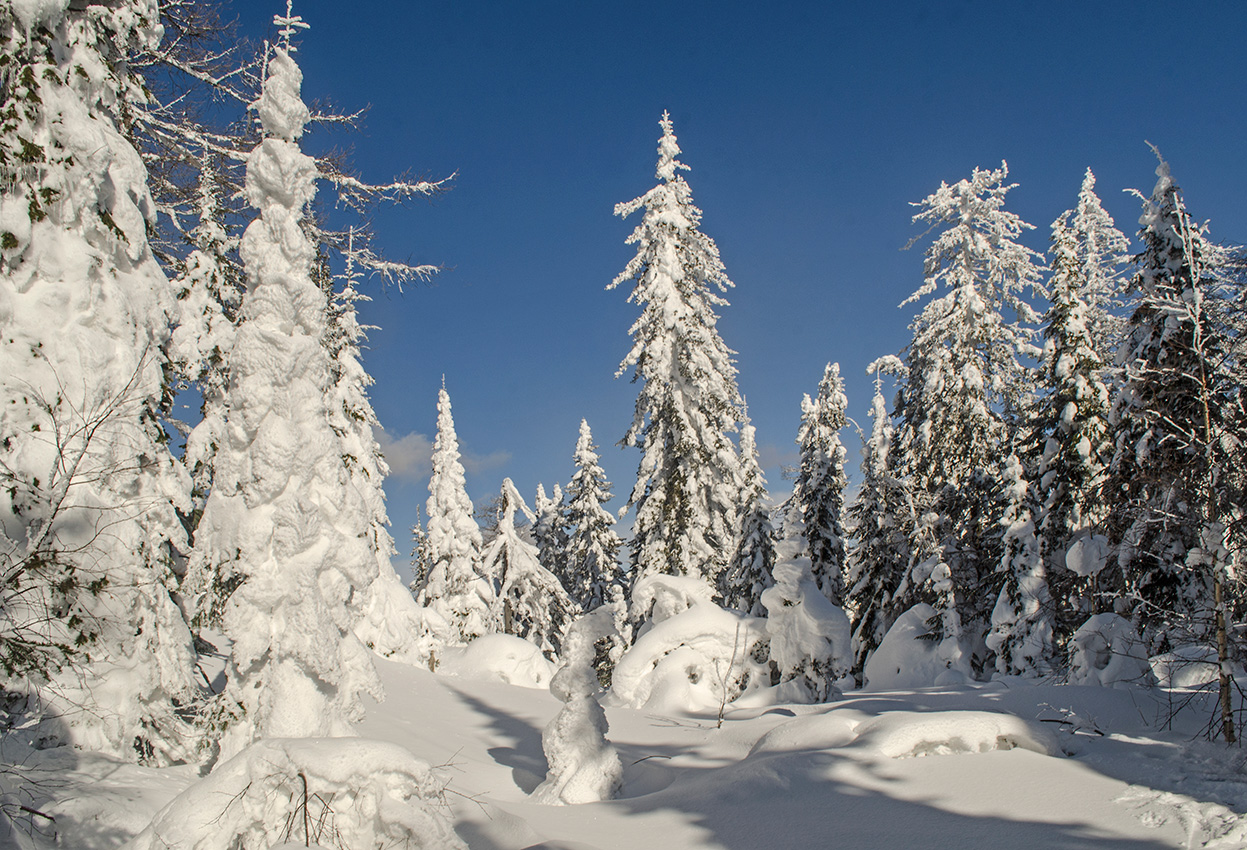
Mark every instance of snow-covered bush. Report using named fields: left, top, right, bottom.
left=534, top=607, right=622, bottom=805
left=630, top=573, right=717, bottom=628
left=126, top=738, right=462, bottom=850
left=611, top=584, right=767, bottom=714
left=862, top=603, right=946, bottom=691
left=762, top=506, right=851, bottom=702
left=1068, top=613, right=1155, bottom=688
left=439, top=634, right=555, bottom=689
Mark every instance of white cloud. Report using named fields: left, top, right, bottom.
left=462, top=449, right=511, bottom=476
left=375, top=427, right=434, bottom=482
left=375, top=427, right=510, bottom=482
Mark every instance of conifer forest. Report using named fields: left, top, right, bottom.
left=3, top=2, right=1247, bottom=848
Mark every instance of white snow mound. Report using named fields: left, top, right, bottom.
left=439, top=633, right=556, bottom=688
left=849, top=710, right=1062, bottom=759
left=124, top=738, right=462, bottom=850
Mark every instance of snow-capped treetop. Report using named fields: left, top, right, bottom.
left=654, top=110, right=689, bottom=183
left=426, top=387, right=484, bottom=559
left=722, top=407, right=776, bottom=616
left=253, top=45, right=310, bottom=143
left=904, top=162, right=1046, bottom=321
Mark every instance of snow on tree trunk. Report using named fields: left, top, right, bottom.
left=609, top=112, right=744, bottom=596
left=190, top=36, right=382, bottom=757
left=0, top=0, right=201, bottom=764
left=482, top=478, right=579, bottom=659
left=986, top=454, right=1056, bottom=677
left=762, top=502, right=852, bottom=703
left=533, top=606, right=622, bottom=805
left=416, top=386, right=492, bottom=647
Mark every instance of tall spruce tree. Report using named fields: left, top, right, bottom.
left=722, top=410, right=776, bottom=616
left=0, top=0, right=202, bottom=764
left=608, top=112, right=744, bottom=594
left=788, top=363, right=850, bottom=605
left=417, top=387, right=493, bottom=643
left=894, top=162, right=1045, bottom=678
left=1033, top=171, right=1126, bottom=640
left=1107, top=153, right=1241, bottom=679
left=563, top=420, right=623, bottom=611
left=846, top=367, right=915, bottom=682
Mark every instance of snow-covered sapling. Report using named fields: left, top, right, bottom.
left=533, top=607, right=623, bottom=805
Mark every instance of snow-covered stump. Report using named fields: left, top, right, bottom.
left=125, top=738, right=463, bottom=850
left=533, top=608, right=622, bottom=805
left=1068, top=613, right=1155, bottom=688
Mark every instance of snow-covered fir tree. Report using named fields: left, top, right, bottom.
left=893, top=162, right=1046, bottom=677
left=845, top=366, right=915, bottom=682
left=533, top=482, right=569, bottom=580
left=417, top=386, right=493, bottom=643
left=1032, top=171, right=1126, bottom=639
left=323, top=235, right=435, bottom=663
left=482, top=478, right=579, bottom=659
left=187, top=25, right=383, bottom=756
left=0, top=0, right=202, bottom=764
left=986, top=453, right=1056, bottom=677
left=608, top=112, right=744, bottom=594
left=1106, top=152, right=1240, bottom=655
left=788, top=363, right=850, bottom=605
left=722, top=411, right=776, bottom=616
left=563, top=420, right=623, bottom=611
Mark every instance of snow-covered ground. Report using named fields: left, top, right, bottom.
left=11, top=653, right=1247, bottom=850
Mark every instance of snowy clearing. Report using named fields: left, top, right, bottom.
left=13, top=657, right=1247, bottom=850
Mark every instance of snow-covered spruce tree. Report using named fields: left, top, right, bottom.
left=1032, top=171, right=1127, bottom=642
left=788, top=363, right=849, bottom=605
left=1106, top=152, right=1241, bottom=689
left=533, top=482, right=569, bottom=581
left=417, top=387, right=493, bottom=645
left=482, top=479, right=579, bottom=659
left=986, top=453, right=1056, bottom=677
left=722, top=410, right=776, bottom=616
left=188, top=26, right=384, bottom=755
left=845, top=366, right=916, bottom=682
left=323, top=235, right=438, bottom=664
left=894, top=162, right=1046, bottom=678
left=608, top=112, right=744, bottom=595
left=0, top=0, right=202, bottom=763
left=562, top=420, right=623, bottom=611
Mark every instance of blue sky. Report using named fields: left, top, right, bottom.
left=229, top=1, right=1247, bottom=570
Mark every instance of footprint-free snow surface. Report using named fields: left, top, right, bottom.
left=18, top=657, right=1247, bottom=849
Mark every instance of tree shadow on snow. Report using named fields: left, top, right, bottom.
left=602, top=742, right=1178, bottom=850
left=445, top=686, right=550, bottom=794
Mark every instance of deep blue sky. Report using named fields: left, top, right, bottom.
left=229, top=1, right=1247, bottom=569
